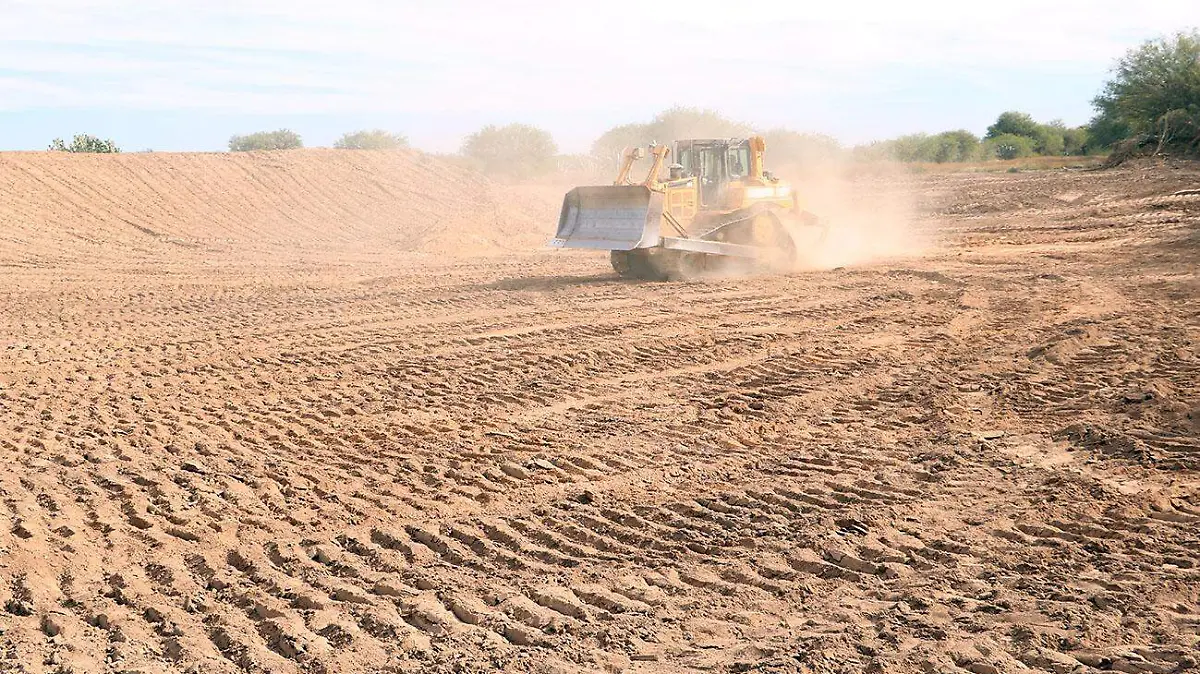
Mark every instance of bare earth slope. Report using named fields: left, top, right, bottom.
left=0, top=158, right=1197, bottom=673
left=0, top=150, right=553, bottom=264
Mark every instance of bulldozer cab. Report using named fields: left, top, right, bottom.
left=673, top=139, right=752, bottom=209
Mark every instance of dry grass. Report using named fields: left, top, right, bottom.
left=796, top=155, right=1108, bottom=182
left=906, top=154, right=1105, bottom=173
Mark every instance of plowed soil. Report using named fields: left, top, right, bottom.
left=0, top=150, right=553, bottom=262
left=1, top=153, right=1198, bottom=674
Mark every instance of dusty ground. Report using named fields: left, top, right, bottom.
left=0, top=155, right=1198, bottom=673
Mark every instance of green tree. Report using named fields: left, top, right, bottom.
left=986, top=111, right=1041, bottom=139
left=1032, top=122, right=1066, bottom=156
left=861, top=132, right=977, bottom=163
left=461, top=123, right=558, bottom=179
left=985, top=112, right=1084, bottom=156
left=984, top=133, right=1037, bottom=160
left=1085, top=101, right=1131, bottom=152
left=1089, top=30, right=1200, bottom=152
left=1061, top=126, right=1089, bottom=155
left=48, top=134, right=120, bottom=153
left=885, top=133, right=932, bottom=162
left=334, top=129, right=408, bottom=150
left=228, top=129, right=304, bottom=152
left=926, top=130, right=982, bottom=162
left=850, top=130, right=984, bottom=163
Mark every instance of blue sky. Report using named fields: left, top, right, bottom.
left=0, top=0, right=1195, bottom=153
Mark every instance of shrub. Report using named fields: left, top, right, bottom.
left=1061, top=126, right=1089, bottom=155
left=591, top=122, right=655, bottom=164
left=1084, top=104, right=1131, bottom=152
left=590, top=107, right=754, bottom=167
left=985, top=112, right=1086, bottom=156
left=461, top=123, right=558, bottom=179
left=334, top=129, right=408, bottom=150
left=886, top=133, right=934, bottom=162
left=1153, top=108, right=1200, bottom=151
left=762, top=129, right=842, bottom=168
left=49, top=134, right=120, bottom=153
left=926, top=130, right=982, bottom=162
left=229, top=129, right=303, bottom=152
left=852, top=130, right=981, bottom=163
left=1089, top=30, right=1200, bottom=153
left=649, top=106, right=753, bottom=143
left=589, top=108, right=850, bottom=174
left=984, top=133, right=1037, bottom=159
left=986, top=111, right=1041, bottom=140
left=1031, top=123, right=1066, bottom=156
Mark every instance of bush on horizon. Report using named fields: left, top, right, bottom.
left=49, top=134, right=120, bottom=153
left=228, top=129, right=304, bottom=152
left=460, top=123, right=558, bottom=180
left=334, top=129, right=408, bottom=150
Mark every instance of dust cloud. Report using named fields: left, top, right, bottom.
left=545, top=144, right=932, bottom=275
left=782, top=163, right=930, bottom=271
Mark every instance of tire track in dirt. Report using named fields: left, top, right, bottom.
left=1, top=160, right=1198, bottom=672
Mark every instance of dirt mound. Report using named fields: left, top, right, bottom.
left=0, top=150, right=557, bottom=263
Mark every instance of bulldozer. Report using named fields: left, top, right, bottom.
left=550, top=135, right=824, bottom=280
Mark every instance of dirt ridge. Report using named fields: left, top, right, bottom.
left=0, top=149, right=553, bottom=261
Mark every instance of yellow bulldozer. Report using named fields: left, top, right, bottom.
left=550, top=135, right=825, bottom=280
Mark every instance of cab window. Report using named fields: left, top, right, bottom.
left=701, top=146, right=724, bottom=181
left=677, top=146, right=694, bottom=175
left=728, top=144, right=750, bottom=179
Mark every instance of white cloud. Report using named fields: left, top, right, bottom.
left=0, top=0, right=1196, bottom=147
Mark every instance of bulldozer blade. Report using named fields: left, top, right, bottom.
left=550, top=186, right=664, bottom=251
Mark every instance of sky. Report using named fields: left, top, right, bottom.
left=0, top=0, right=1196, bottom=153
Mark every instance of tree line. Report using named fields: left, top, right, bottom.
left=43, top=128, right=411, bottom=155
left=226, top=128, right=409, bottom=151
left=44, top=30, right=1199, bottom=171
left=854, top=113, right=1091, bottom=163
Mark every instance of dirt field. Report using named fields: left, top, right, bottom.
left=1, top=152, right=1197, bottom=673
